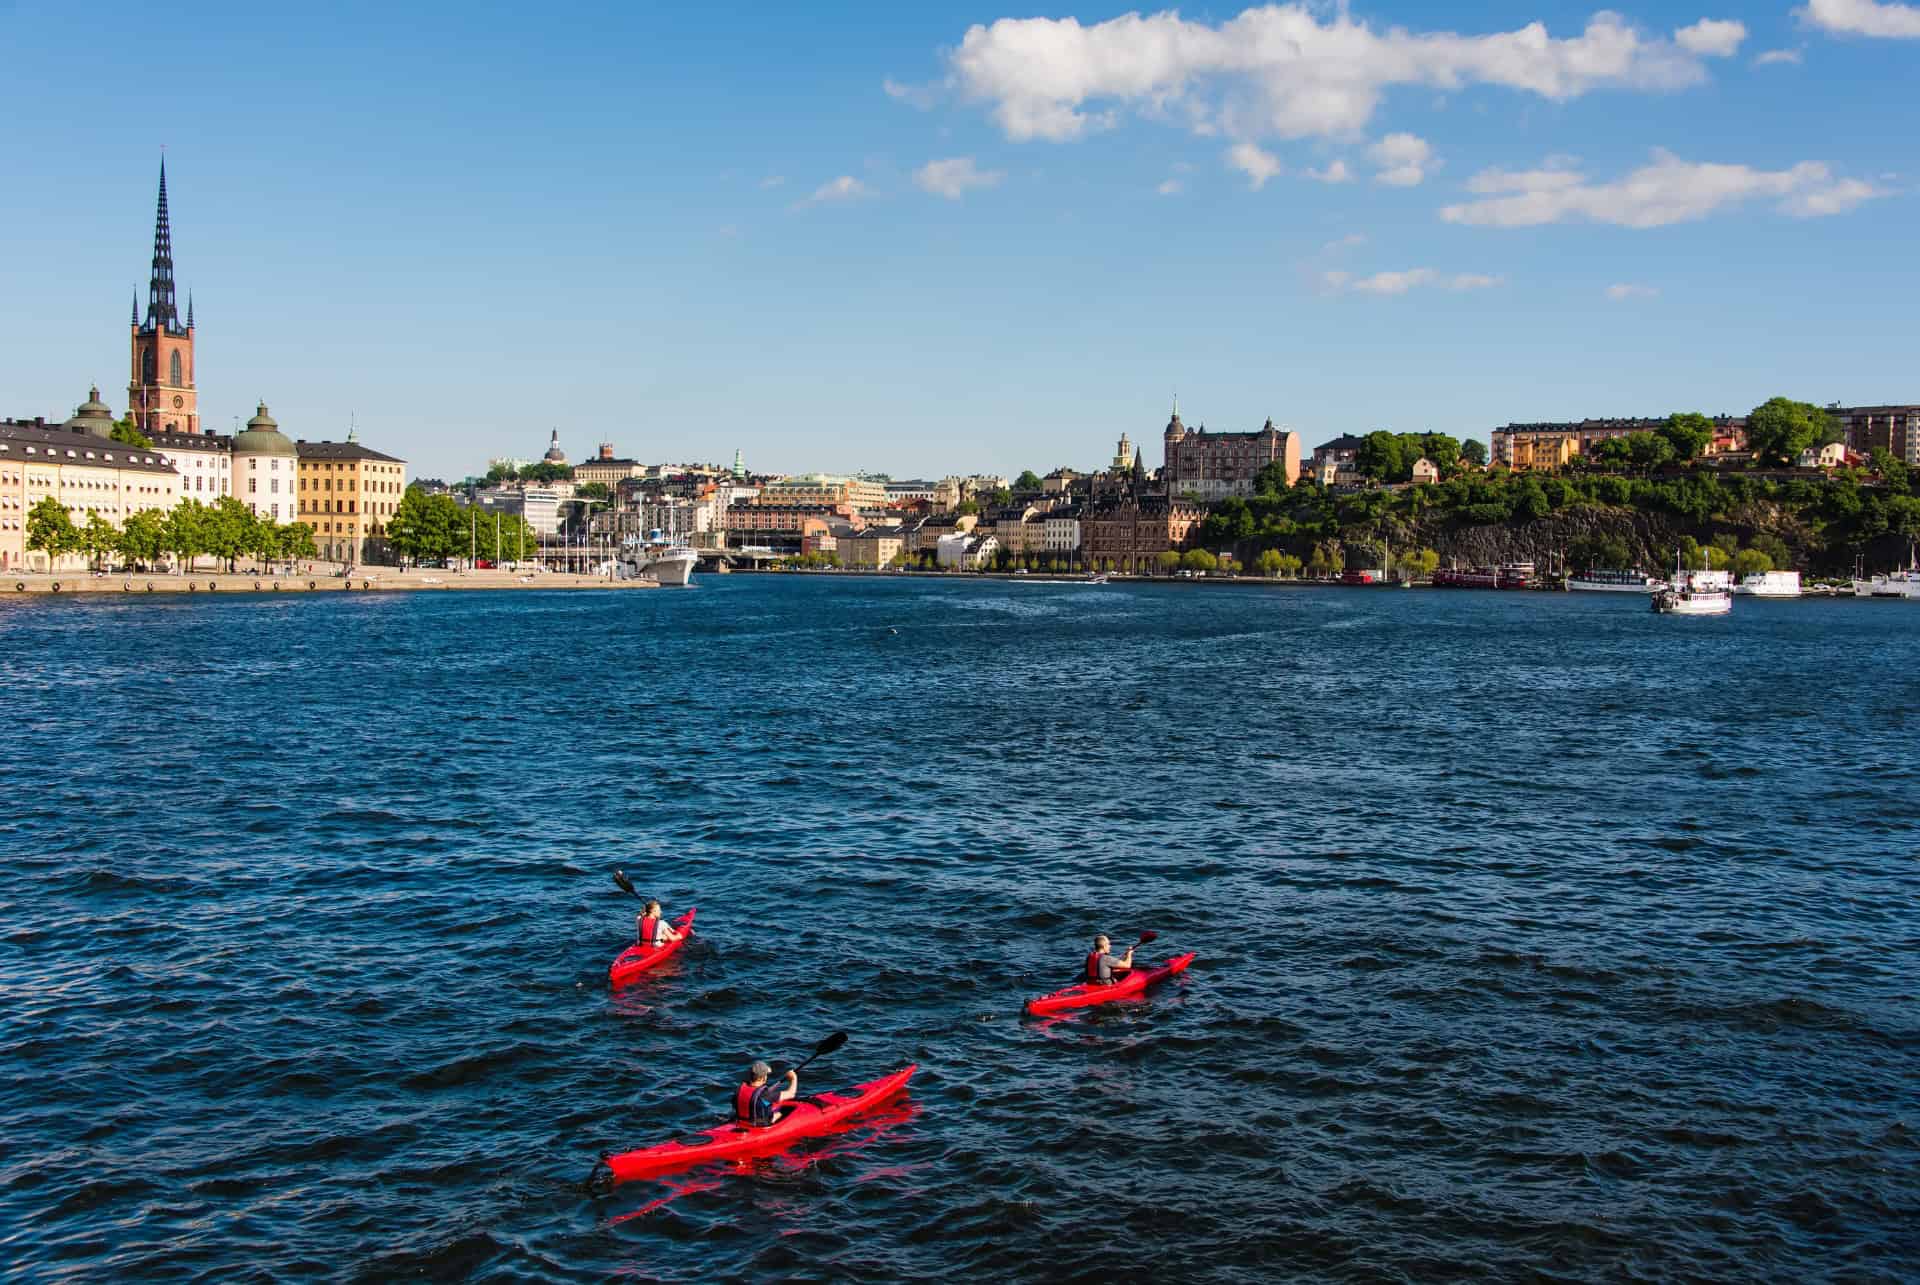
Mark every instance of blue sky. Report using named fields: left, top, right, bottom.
left=2, top=0, right=1914, bottom=479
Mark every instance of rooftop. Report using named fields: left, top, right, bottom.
left=296, top=439, right=406, bottom=464
left=0, top=421, right=178, bottom=475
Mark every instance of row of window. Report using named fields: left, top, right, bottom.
left=0, top=444, right=162, bottom=465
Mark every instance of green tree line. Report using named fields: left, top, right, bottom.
left=386, top=486, right=543, bottom=564
left=26, top=494, right=319, bottom=572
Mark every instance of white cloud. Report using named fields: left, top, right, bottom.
left=1305, top=159, right=1353, bottom=183
left=1799, top=0, right=1920, bottom=38
left=799, top=176, right=870, bottom=206
left=1442, top=150, right=1886, bottom=227
left=1322, top=232, right=1367, bottom=253
left=1605, top=282, right=1659, bottom=299
left=942, top=7, right=1724, bottom=144
left=1754, top=47, right=1805, bottom=63
left=913, top=156, right=1005, bottom=199
left=760, top=175, right=786, bottom=189
left=1324, top=267, right=1501, bottom=294
left=1226, top=142, right=1282, bottom=189
left=1674, top=18, right=1747, bottom=55
left=1369, top=132, right=1436, bottom=186
left=1156, top=177, right=1184, bottom=195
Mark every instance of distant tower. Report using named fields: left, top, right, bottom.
left=128, top=159, right=198, bottom=436
left=543, top=429, right=568, bottom=465
left=731, top=447, right=746, bottom=478
left=1112, top=432, right=1135, bottom=472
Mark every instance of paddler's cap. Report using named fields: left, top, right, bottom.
left=749, top=1059, right=771, bottom=1080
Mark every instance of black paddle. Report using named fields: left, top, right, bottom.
left=772, top=1030, right=848, bottom=1080
left=612, top=870, right=643, bottom=902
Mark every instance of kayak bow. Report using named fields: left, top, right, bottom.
left=597, top=1065, right=917, bottom=1184
left=1023, top=951, right=1196, bottom=1017
left=608, top=908, right=696, bottom=987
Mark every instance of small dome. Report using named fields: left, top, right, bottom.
left=233, top=401, right=297, bottom=456
left=64, top=385, right=116, bottom=437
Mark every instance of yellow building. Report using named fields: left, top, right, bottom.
left=296, top=434, right=408, bottom=565
left=750, top=473, right=890, bottom=509
left=1506, top=434, right=1575, bottom=472
left=0, top=388, right=181, bottom=572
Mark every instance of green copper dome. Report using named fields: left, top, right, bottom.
left=64, top=386, right=116, bottom=438
left=232, top=401, right=296, bottom=456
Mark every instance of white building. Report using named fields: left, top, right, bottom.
left=1043, top=511, right=1082, bottom=555
left=231, top=403, right=299, bottom=523
left=935, top=532, right=974, bottom=569
left=151, top=428, right=232, bottom=500
left=522, top=486, right=561, bottom=535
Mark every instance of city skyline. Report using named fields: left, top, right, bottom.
left=2, top=1, right=1913, bottom=480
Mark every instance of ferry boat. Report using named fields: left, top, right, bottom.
left=1652, top=557, right=1732, bottom=615
left=1853, top=546, right=1920, bottom=599
left=1433, top=565, right=1499, bottom=589
left=618, top=531, right=698, bottom=586
left=1732, top=570, right=1802, bottom=597
left=1497, top=561, right=1537, bottom=590
left=1566, top=568, right=1668, bottom=593
left=1340, top=569, right=1378, bottom=585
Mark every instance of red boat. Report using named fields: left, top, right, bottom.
left=608, top=908, right=695, bottom=987
left=595, top=1065, right=918, bottom=1184
left=1023, top=952, right=1196, bottom=1016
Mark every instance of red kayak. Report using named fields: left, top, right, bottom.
left=1023, top=952, right=1196, bottom=1016
left=608, top=908, right=695, bottom=987
left=597, top=1065, right=917, bottom=1184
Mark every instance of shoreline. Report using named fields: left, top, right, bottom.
left=2, top=569, right=659, bottom=595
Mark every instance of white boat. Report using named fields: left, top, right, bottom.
left=1853, top=546, right=1920, bottom=599
left=1732, top=570, right=1802, bottom=597
left=618, top=531, right=698, bottom=586
left=1567, top=568, right=1668, bottom=593
left=1652, top=556, right=1732, bottom=615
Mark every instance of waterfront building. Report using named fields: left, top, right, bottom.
left=150, top=427, right=232, bottom=499
left=1081, top=455, right=1203, bottom=573
left=295, top=430, right=407, bottom=564
left=1162, top=406, right=1301, bottom=499
left=128, top=161, right=199, bottom=437
left=724, top=501, right=859, bottom=552
left=936, top=531, right=999, bottom=569
left=840, top=526, right=907, bottom=568
left=230, top=404, right=299, bottom=524
left=1043, top=508, right=1082, bottom=558
left=522, top=486, right=561, bottom=535
left=573, top=443, right=647, bottom=488
left=0, top=389, right=180, bottom=572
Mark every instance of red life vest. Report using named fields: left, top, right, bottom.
left=1086, top=951, right=1103, bottom=984
left=638, top=914, right=660, bottom=946
left=734, top=1082, right=759, bottom=1123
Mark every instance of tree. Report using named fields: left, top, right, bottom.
left=987, top=488, right=1013, bottom=509
left=1746, top=397, right=1837, bottom=467
left=387, top=486, right=440, bottom=564
left=1180, top=548, right=1218, bottom=572
left=1733, top=547, right=1774, bottom=577
left=1568, top=534, right=1633, bottom=571
left=1014, top=470, right=1042, bottom=492
left=1626, top=432, right=1676, bottom=474
left=1253, top=461, right=1293, bottom=495
left=1155, top=550, right=1181, bottom=574
left=1418, top=433, right=1463, bottom=475
left=955, top=500, right=980, bottom=516
left=165, top=499, right=211, bottom=572
left=518, top=461, right=572, bottom=483
left=1460, top=438, right=1489, bottom=468
left=109, top=417, right=154, bottom=449
left=1404, top=547, right=1440, bottom=578
left=79, top=509, right=118, bottom=570
left=207, top=496, right=258, bottom=571
left=575, top=482, right=612, bottom=502
left=1356, top=430, right=1407, bottom=482
left=118, top=508, right=167, bottom=570
left=281, top=522, right=319, bottom=564
left=1257, top=548, right=1284, bottom=576
left=25, top=496, right=77, bottom=567
left=1660, top=412, right=1713, bottom=462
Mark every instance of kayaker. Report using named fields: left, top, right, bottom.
left=1086, top=934, right=1135, bottom=986
left=635, top=899, right=687, bottom=949
left=734, top=1060, right=799, bottom=1127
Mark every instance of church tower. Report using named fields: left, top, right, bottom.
left=128, top=160, right=198, bottom=435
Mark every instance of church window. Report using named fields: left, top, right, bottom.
left=169, top=351, right=182, bottom=386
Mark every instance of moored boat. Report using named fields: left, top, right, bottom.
left=1567, top=568, right=1668, bottom=593
left=1652, top=556, right=1732, bottom=615
left=1733, top=570, right=1803, bottom=597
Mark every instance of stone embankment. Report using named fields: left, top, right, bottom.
left=5, top=569, right=656, bottom=595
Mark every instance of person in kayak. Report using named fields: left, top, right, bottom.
left=635, top=899, right=687, bottom=949
left=734, top=1060, right=799, bottom=1127
left=1086, top=934, right=1136, bottom=986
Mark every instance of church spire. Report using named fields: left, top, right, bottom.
left=144, top=158, right=182, bottom=336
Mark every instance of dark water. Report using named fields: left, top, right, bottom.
left=3, top=578, right=1917, bottom=1282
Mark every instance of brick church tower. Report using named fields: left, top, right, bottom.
left=128, top=160, right=198, bottom=435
